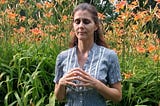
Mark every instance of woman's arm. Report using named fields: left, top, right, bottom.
left=54, top=68, right=82, bottom=101
left=54, top=83, right=66, bottom=101
left=94, top=80, right=122, bottom=102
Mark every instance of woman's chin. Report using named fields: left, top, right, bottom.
left=77, top=36, right=87, bottom=40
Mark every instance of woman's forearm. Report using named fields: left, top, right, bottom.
left=94, top=80, right=122, bottom=102
left=54, top=84, right=66, bottom=101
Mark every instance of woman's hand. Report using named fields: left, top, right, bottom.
left=58, top=68, right=84, bottom=87
left=59, top=67, right=98, bottom=88
left=70, top=68, right=122, bottom=102
left=72, top=68, right=99, bottom=88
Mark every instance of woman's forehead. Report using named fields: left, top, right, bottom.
left=74, top=10, right=92, bottom=19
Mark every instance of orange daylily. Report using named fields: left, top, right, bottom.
left=147, top=44, right=157, bottom=53
left=144, top=15, right=152, bottom=23
left=131, top=1, right=138, bottom=6
left=36, top=3, right=43, bottom=9
left=19, top=16, right=26, bottom=21
left=18, top=27, right=25, bottom=33
left=140, top=40, right=145, bottom=45
left=134, top=13, right=143, bottom=21
left=9, top=20, right=17, bottom=25
left=19, top=0, right=24, bottom=4
left=7, top=12, right=18, bottom=19
left=0, top=0, right=6, bottom=4
left=128, top=1, right=138, bottom=10
left=31, top=28, right=42, bottom=35
left=61, top=15, right=68, bottom=22
left=132, top=25, right=138, bottom=30
left=70, top=31, right=74, bottom=37
left=44, top=2, right=53, bottom=8
left=115, top=1, right=126, bottom=12
left=98, top=12, right=106, bottom=20
left=45, top=12, right=53, bottom=18
left=60, top=32, right=66, bottom=37
left=136, top=46, right=146, bottom=53
left=152, top=54, right=160, bottom=61
left=122, top=72, right=133, bottom=79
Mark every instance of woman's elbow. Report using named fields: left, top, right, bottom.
left=114, top=93, right=122, bottom=103
left=118, top=94, right=122, bottom=102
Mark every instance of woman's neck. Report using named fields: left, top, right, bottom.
left=77, top=40, right=94, bottom=68
left=77, top=40, right=94, bottom=55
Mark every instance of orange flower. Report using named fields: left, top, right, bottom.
left=61, top=15, right=68, bottom=22
left=122, top=72, right=133, bottom=79
left=152, top=54, right=160, bottom=61
left=147, top=44, right=157, bottom=53
left=19, top=16, right=26, bottom=21
left=7, top=12, right=18, bottom=19
left=136, top=46, right=146, bottom=53
left=61, top=32, right=66, bottom=37
left=70, top=31, right=75, bottom=37
left=134, top=14, right=143, bottom=21
left=36, top=3, right=43, bottom=9
left=98, top=12, right=106, bottom=20
left=140, top=40, right=145, bottom=45
left=121, top=11, right=130, bottom=19
left=132, top=25, right=138, bottom=30
left=0, top=0, right=6, bottom=4
left=18, top=27, right=25, bottom=33
left=131, top=1, right=138, bottom=5
left=115, top=1, right=126, bottom=12
left=45, top=12, right=52, bottom=18
left=155, top=0, right=160, bottom=3
left=44, top=1, right=53, bottom=8
left=31, top=28, right=42, bottom=35
left=144, top=15, right=152, bottom=23
left=19, top=0, right=24, bottom=4
left=127, top=1, right=138, bottom=10
left=9, top=20, right=17, bottom=25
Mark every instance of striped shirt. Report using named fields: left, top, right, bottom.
left=54, top=43, right=122, bottom=106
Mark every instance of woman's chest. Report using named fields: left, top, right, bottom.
left=62, top=53, right=110, bottom=82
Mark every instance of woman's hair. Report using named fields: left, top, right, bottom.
left=69, top=3, right=108, bottom=48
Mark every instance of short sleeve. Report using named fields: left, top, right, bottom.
left=107, top=51, right=122, bottom=85
left=53, top=53, right=64, bottom=84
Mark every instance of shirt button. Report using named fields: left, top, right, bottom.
left=79, top=86, right=83, bottom=90
left=80, top=100, right=82, bottom=103
left=80, top=93, right=82, bottom=96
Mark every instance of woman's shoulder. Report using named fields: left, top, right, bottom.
left=57, top=47, right=75, bottom=58
left=96, top=44, right=117, bottom=56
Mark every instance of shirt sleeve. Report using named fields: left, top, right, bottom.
left=53, top=53, right=64, bottom=84
left=107, top=51, right=122, bottom=85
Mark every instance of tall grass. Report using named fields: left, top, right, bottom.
left=0, top=0, right=160, bottom=106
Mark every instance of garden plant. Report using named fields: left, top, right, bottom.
left=0, top=0, right=159, bottom=106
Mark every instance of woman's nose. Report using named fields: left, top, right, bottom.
left=78, top=21, right=85, bottom=28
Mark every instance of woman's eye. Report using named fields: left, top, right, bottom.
left=74, top=19, right=80, bottom=24
left=74, top=19, right=91, bottom=25
left=83, top=19, right=90, bottom=24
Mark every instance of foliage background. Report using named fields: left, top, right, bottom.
left=0, top=0, right=159, bottom=106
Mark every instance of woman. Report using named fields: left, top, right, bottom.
left=54, top=3, right=122, bottom=106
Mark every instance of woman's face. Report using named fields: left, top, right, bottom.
left=73, top=10, right=97, bottom=41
